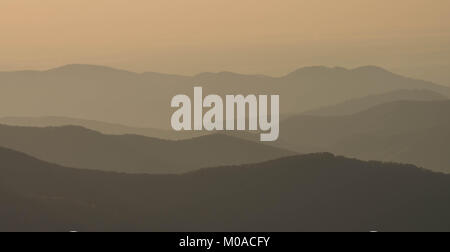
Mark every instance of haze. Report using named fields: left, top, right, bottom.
left=1, top=0, right=449, bottom=84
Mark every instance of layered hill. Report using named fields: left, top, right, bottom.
left=1, top=89, right=444, bottom=140
left=1, top=147, right=450, bottom=232
left=280, top=100, right=450, bottom=173
left=1, top=64, right=449, bottom=129
left=0, top=116, right=207, bottom=140
left=0, top=124, right=293, bottom=174
left=304, top=89, right=447, bottom=116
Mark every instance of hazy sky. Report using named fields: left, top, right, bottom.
left=1, top=0, right=449, bottom=83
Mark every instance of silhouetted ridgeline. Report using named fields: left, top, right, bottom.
left=0, top=116, right=208, bottom=140
left=1, top=147, right=450, bottom=232
left=280, top=100, right=450, bottom=173
left=0, top=124, right=294, bottom=174
left=1, top=64, right=449, bottom=129
left=0, top=88, right=444, bottom=140
left=303, top=89, right=447, bottom=116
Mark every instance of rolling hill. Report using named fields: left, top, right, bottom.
left=0, top=116, right=208, bottom=140
left=279, top=100, right=450, bottom=173
left=1, top=64, right=449, bottom=129
left=303, top=89, right=447, bottom=116
left=0, top=124, right=294, bottom=174
left=1, top=89, right=443, bottom=140
left=1, top=147, right=450, bottom=232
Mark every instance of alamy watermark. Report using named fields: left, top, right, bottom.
left=171, top=87, right=280, bottom=141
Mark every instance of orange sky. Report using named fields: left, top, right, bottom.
left=0, top=0, right=449, bottom=82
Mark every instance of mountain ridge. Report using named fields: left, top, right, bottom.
left=0, top=116, right=207, bottom=140
left=304, top=89, right=447, bottom=116
left=2, top=146, right=450, bottom=232
left=280, top=99, right=450, bottom=173
left=1, top=64, right=449, bottom=129
left=0, top=124, right=295, bottom=174
left=0, top=64, right=443, bottom=80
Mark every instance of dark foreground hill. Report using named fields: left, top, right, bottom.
left=0, top=124, right=293, bottom=174
left=1, top=147, right=450, bottom=232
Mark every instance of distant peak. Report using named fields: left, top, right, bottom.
left=285, top=65, right=399, bottom=78
left=286, top=66, right=347, bottom=77
left=352, top=65, right=393, bottom=74
left=46, top=64, right=135, bottom=75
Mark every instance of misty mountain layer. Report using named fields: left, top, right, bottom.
left=0, top=88, right=444, bottom=140
left=303, top=89, right=447, bottom=116
left=0, top=116, right=208, bottom=140
left=280, top=100, right=450, bottom=173
left=0, top=124, right=294, bottom=174
left=1, top=65, right=449, bottom=129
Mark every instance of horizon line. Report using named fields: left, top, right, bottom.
left=0, top=63, right=395, bottom=79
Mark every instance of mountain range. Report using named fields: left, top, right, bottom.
left=1, top=147, right=450, bottom=232
left=0, top=116, right=207, bottom=140
left=303, top=89, right=447, bottom=116
left=1, top=64, right=449, bottom=129
left=2, top=92, right=449, bottom=173
left=2, top=64, right=450, bottom=232
left=0, top=124, right=294, bottom=173
left=0, top=88, right=445, bottom=140
left=279, top=100, right=450, bottom=173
